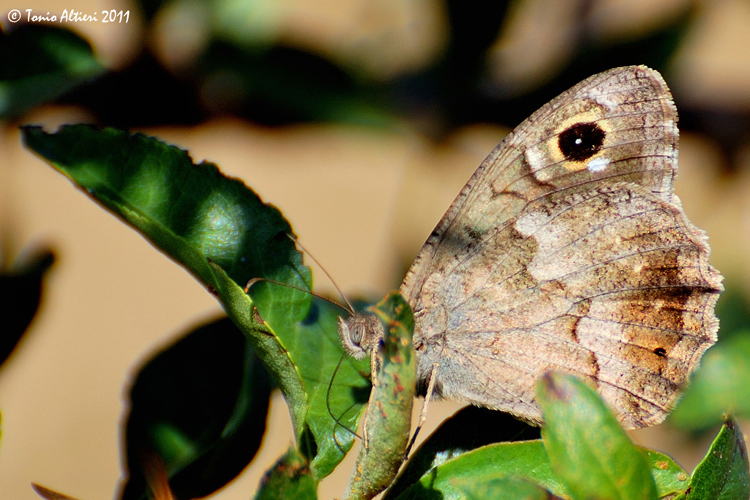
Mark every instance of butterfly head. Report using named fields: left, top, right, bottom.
left=337, top=313, right=384, bottom=360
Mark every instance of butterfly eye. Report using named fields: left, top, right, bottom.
left=351, top=323, right=364, bottom=344
left=557, top=122, right=606, bottom=161
left=337, top=316, right=368, bottom=359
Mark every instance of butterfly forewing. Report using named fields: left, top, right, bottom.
left=403, top=66, right=679, bottom=298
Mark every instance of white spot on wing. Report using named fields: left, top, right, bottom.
left=589, top=92, right=619, bottom=110
left=514, top=210, right=567, bottom=282
left=525, top=147, right=548, bottom=178
left=586, top=157, right=610, bottom=173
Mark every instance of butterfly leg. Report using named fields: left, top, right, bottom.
left=363, top=343, right=383, bottom=450
left=370, top=342, right=380, bottom=387
left=361, top=400, right=371, bottom=450
left=405, top=362, right=439, bottom=456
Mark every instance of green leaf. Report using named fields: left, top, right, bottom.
left=669, top=333, right=750, bottom=431
left=23, top=124, right=309, bottom=423
left=286, top=296, right=371, bottom=478
left=390, top=439, right=565, bottom=499
left=644, top=450, right=691, bottom=498
left=214, top=265, right=370, bottom=478
left=458, top=476, right=554, bottom=500
left=384, top=406, right=683, bottom=500
left=22, top=125, right=367, bottom=479
left=121, top=317, right=272, bottom=500
left=385, top=406, right=540, bottom=499
left=685, top=419, right=750, bottom=500
left=255, top=447, right=317, bottom=500
left=537, top=372, right=658, bottom=500
left=0, top=25, right=104, bottom=118
left=345, top=292, right=416, bottom=500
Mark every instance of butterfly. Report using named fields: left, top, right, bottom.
left=338, top=65, right=723, bottom=429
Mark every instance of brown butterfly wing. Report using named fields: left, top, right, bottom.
left=400, top=66, right=722, bottom=428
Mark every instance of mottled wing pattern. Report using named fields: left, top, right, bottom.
left=400, top=66, right=722, bottom=428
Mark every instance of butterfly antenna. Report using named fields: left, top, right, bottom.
left=284, top=235, right=368, bottom=445
left=244, top=277, right=351, bottom=315
left=327, top=353, right=363, bottom=452
left=245, top=278, right=360, bottom=448
left=286, top=233, right=355, bottom=315
left=247, top=235, right=363, bottom=447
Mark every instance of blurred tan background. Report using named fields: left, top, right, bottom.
left=1, top=0, right=750, bottom=498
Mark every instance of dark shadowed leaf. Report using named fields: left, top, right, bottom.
left=120, top=316, right=271, bottom=500
left=0, top=248, right=54, bottom=368
left=0, top=24, right=104, bottom=118
left=32, top=483, right=81, bottom=500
